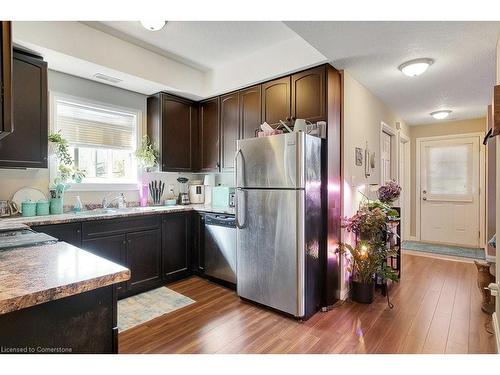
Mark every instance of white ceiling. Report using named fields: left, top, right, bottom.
left=85, top=21, right=299, bottom=71
left=285, top=21, right=500, bottom=125
left=19, top=21, right=500, bottom=125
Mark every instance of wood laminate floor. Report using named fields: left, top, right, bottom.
left=119, top=254, right=497, bottom=354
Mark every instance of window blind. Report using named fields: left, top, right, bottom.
left=55, top=99, right=137, bottom=150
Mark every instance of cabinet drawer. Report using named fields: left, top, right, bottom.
left=82, top=215, right=161, bottom=240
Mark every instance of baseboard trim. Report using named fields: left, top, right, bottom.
left=493, top=312, right=500, bottom=354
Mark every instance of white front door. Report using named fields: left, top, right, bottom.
left=419, top=136, right=480, bottom=247
left=381, top=131, right=392, bottom=184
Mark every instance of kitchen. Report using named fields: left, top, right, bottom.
left=0, top=20, right=341, bottom=353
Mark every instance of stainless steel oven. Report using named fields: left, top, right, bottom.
left=203, top=213, right=236, bottom=284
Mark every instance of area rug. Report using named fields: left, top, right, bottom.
left=402, top=240, right=485, bottom=260
left=118, top=287, right=195, bottom=332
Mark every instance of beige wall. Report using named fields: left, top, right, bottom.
left=409, top=117, right=486, bottom=237
left=341, top=70, right=409, bottom=298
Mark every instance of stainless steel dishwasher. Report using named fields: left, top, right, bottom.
left=204, top=213, right=237, bottom=284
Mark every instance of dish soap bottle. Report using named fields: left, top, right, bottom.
left=73, top=196, right=83, bottom=213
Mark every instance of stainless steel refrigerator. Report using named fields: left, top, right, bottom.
left=235, top=132, right=323, bottom=319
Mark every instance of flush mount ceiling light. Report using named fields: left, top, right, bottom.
left=139, top=20, right=166, bottom=31
left=430, top=110, right=452, bottom=120
left=398, top=58, right=434, bottom=77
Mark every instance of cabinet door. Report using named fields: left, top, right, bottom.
left=0, top=50, right=47, bottom=168
left=261, top=76, right=290, bottom=125
left=127, top=229, right=162, bottom=293
left=162, top=213, right=190, bottom=281
left=220, top=92, right=239, bottom=171
left=81, top=234, right=127, bottom=296
left=239, top=85, right=261, bottom=139
left=199, top=97, right=220, bottom=171
left=0, top=22, right=12, bottom=140
left=161, top=95, right=195, bottom=171
left=291, top=66, right=326, bottom=123
left=32, top=222, right=82, bottom=247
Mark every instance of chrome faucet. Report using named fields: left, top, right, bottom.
left=102, top=193, right=126, bottom=209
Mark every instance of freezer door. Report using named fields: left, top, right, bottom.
left=236, top=132, right=304, bottom=189
left=236, top=188, right=305, bottom=317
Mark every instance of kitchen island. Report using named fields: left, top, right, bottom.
left=0, top=241, right=130, bottom=353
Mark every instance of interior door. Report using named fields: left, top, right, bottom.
left=381, top=131, right=392, bottom=184
left=419, top=136, right=480, bottom=247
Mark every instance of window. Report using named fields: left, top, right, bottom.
left=52, top=94, right=140, bottom=188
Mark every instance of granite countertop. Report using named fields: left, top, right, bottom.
left=0, top=242, right=130, bottom=315
left=0, top=203, right=235, bottom=229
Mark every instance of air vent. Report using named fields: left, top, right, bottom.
left=93, top=73, right=123, bottom=84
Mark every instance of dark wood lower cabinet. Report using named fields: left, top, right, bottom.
left=162, top=213, right=190, bottom=281
left=0, top=285, right=117, bottom=354
left=82, top=234, right=128, bottom=297
left=127, top=228, right=162, bottom=293
left=32, top=222, right=82, bottom=248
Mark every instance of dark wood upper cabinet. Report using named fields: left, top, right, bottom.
left=0, top=49, right=47, bottom=168
left=291, top=65, right=326, bottom=123
left=239, top=85, right=261, bottom=139
left=0, top=21, right=12, bottom=141
left=199, top=97, right=220, bottom=172
left=220, top=92, right=239, bottom=171
left=261, top=76, right=290, bottom=125
left=147, top=93, right=197, bottom=172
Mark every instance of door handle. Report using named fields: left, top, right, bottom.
left=488, top=283, right=498, bottom=297
left=234, top=149, right=242, bottom=187
left=235, top=188, right=245, bottom=229
left=422, top=197, right=427, bottom=201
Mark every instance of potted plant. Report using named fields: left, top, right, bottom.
left=136, top=135, right=159, bottom=172
left=48, top=132, right=86, bottom=213
left=378, top=179, right=401, bottom=206
left=339, top=186, right=400, bottom=304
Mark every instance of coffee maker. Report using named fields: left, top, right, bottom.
left=177, top=177, right=190, bottom=205
left=189, top=180, right=205, bottom=204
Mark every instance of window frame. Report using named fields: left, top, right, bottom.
left=49, top=91, right=143, bottom=192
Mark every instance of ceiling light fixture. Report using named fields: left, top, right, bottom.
left=140, top=20, right=166, bottom=31
left=398, top=58, right=434, bottom=77
left=430, top=110, right=452, bottom=120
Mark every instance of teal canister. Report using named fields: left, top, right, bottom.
left=21, top=200, right=37, bottom=217
left=36, top=199, right=50, bottom=216
left=50, top=198, right=64, bottom=215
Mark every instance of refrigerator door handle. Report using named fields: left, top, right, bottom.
left=235, top=188, right=245, bottom=229
left=234, top=148, right=243, bottom=187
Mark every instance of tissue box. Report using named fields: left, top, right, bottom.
left=212, top=186, right=235, bottom=208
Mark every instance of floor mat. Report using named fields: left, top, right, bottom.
left=402, top=240, right=485, bottom=260
left=118, top=287, right=195, bottom=332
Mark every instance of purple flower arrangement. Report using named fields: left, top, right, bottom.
left=378, top=180, right=401, bottom=205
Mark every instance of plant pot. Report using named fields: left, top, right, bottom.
left=351, top=280, right=375, bottom=304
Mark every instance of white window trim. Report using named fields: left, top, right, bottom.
left=49, top=91, right=143, bottom=192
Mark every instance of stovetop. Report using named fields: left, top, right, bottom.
left=0, top=229, right=58, bottom=251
